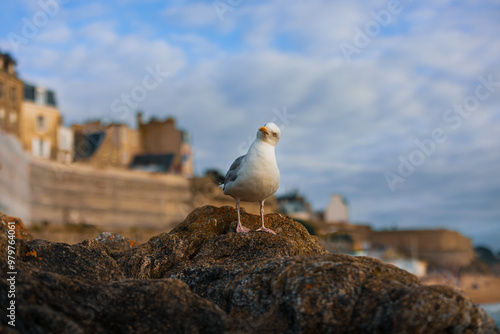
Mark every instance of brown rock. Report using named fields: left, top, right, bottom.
left=0, top=267, right=230, bottom=333
left=172, top=254, right=497, bottom=333
left=115, top=205, right=326, bottom=279
left=0, top=212, right=32, bottom=241
left=91, top=231, right=142, bottom=252
left=22, top=239, right=124, bottom=282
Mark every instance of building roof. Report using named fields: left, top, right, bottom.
left=0, top=51, right=16, bottom=71
left=74, top=131, right=106, bottom=159
left=23, top=83, right=58, bottom=107
left=130, top=154, right=175, bottom=173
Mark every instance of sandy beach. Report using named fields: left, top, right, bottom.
left=422, top=274, right=500, bottom=305
left=460, top=276, right=500, bottom=305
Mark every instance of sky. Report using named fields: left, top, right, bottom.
left=1, top=0, right=499, bottom=251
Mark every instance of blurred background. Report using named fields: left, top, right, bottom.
left=0, top=0, right=499, bottom=313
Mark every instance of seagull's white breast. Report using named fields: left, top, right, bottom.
left=224, top=140, right=280, bottom=202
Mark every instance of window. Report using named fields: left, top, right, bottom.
left=24, top=84, right=36, bottom=102
left=39, top=139, right=44, bottom=156
left=46, top=90, right=57, bottom=107
left=7, top=62, right=15, bottom=75
left=9, top=112, right=17, bottom=124
left=32, top=138, right=51, bottom=159
left=37, top=115, right=46, bottom=131
left=11, top=87, right=17, bottom=104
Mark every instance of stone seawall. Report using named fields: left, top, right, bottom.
left=0, top=130, right=192, bottom=229
left=0, top=131, right=30, bottom=222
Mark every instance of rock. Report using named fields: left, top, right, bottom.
left=0, top=267, right=230, bottom=333
left=22, top=239, right=124, bottom=282
left=115, top=205, right=326, bottom=279
left=0, top=212, right=32, bottom=241
left=0, top=206, right=498, bottom=333
left=92, top=232, right=142, bottom=253
left=172, top=254, right=496, bottom=333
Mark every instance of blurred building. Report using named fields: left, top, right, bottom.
left=0, top=52, right=72, bottom=164
left=73, top=113, right=193, bottom=176
left=319, top=222, right=372, bottom=254
left=276, top=190, right=314, bottom=220
left=132, top=112, right=193, bottom=176
left=73, top=121, right=106, bottom=161
left=324, top=195, right=348, bottom=223
left=21, top=83, right=62, bottom=160
left=0, top=51, right=23, bottom=136
left=388, top=259, right=427, bottom=277
left=73, top=122, right=140, bottom=168
left=315, top=194, right=473, bottom=271
left=371, top=229, right=474, bottom=269
left=57, top=126, right=74, bottom=164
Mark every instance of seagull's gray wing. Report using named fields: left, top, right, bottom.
left=223, top=155, right=245, bottom=190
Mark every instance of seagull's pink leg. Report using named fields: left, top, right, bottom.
left=256, top=200, right=276, bottom=235
left=235, top=199, right=250, bottom=233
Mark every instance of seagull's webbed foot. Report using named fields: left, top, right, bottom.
left=234, top=199, right=250, bottom=233
left=256, top=226, right=276, bottom=235
left=236, top=224, right=251, bottom=233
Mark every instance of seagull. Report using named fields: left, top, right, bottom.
left=223, top=122, right=281, bottom=235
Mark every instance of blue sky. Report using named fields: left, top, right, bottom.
left=1, top=0, right=500, bottom=251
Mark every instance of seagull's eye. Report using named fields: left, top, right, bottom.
left=272, top=132, right=277, bottom=137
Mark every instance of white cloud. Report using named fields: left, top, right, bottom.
left=80, top=22, right=119, bottom=45
left=36, top=22, right=72, bottom=43
left=162, top=2, right=219, bottom=27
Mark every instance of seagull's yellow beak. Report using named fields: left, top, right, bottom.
left=259, top=126, right=269, bottom=135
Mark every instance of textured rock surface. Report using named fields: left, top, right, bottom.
left=0, top=207, right=498, bottom=333
left=0, top=267, right=230, bottom=334
left=115, top=205, right=326, bottom=279
left=172, top=255, right=495, bottom=333
left=1, top=212, right=32, bottom=241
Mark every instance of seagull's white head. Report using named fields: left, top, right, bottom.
left=257, top=122, right=281, bottom=146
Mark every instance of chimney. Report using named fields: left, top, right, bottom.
left=137, top=111, right=143, bottom=126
